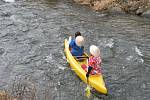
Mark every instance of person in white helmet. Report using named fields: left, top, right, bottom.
left=85, top=45, right=102, bottom=78
left=69, top=32, right=84, bottom=56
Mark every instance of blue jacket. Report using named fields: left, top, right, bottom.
left=69, top=39, right=84, bottom=56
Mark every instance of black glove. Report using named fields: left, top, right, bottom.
left=86, top=73, right=89, bottom=78
left=86, top=66, right=93, bottom=78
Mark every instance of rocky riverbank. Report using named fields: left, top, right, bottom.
left=74, top=0, right=150, bottom=16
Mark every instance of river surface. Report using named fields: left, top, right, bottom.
left=0, top=0, right=150, bottom=100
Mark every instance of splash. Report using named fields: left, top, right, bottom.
left=105, top=38, right=114, bottom=48
left=45, top=54, right=53, bottom=63
left=85, top=85, right=91, bottom=98
left=3, top=0, right=15, bottom=3
left=135, top=46, right=143, bottom=56
left=58, top=65, right=66, bottom=70
left=126, top=55, right=133, bottom=61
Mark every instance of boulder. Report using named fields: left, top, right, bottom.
left=142, top=9, right=150, bottom=17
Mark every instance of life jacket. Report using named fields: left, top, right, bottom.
left=69, top=39, right=84, bottom=56
left=81, top=56, right=102, bottom=75
left=88, top=56, right=101, bottom=75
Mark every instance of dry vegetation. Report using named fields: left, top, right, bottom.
left=74, top=0, right=150, bottom=15
left=0, top=91, right=17, bottom=100
left=0, top=81, right=36, bottom=100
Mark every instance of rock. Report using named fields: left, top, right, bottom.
left=92, top=0, right=116, bottom=11
left=74, top=0, right=150, bottom=15
left=74, top=0, right=91, bottom=5
left=136, top=9, right=144, bottom=16
left=142, top=9, right=150, bottom=17
left=109, top=6, right=124, bottom=13
left=81, top=0, right=91, bottom=5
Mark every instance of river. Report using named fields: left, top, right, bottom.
left=0, top=0, right=150, bottom=100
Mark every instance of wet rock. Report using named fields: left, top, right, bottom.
left=74, top=0, right=118, bottom=11
left=142, top=9, right=150, bottom=17
left=74, top=0, right=150, bottom=15
left=120, top=0, right=150, bottom=15
left=136, top=8, right=144, bottom=16
left=92, top=0, right=116, bottom=11
left=74, top=0, right=91, bottom=5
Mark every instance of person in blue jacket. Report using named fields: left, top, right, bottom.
left=69, top=32, right=85, bottom=56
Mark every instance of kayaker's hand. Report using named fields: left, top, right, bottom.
left=86, top=66, right=92, bottom=78
left=86, top=73, right=89, bottom=78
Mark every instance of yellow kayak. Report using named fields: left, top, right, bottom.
left=64, top=39, right=107, bottom=94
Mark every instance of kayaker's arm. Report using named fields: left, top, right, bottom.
left=86, top=66, right=93, bottom=78
left=69, top=37, right=73, bottom=51
left=68, top=36, right=72, bottom=44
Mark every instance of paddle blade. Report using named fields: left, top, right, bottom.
left=85, top=85, right=91, bottom=98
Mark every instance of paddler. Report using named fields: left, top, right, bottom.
left=86, top=45, right=102, bottom=78
left=68, top=32, right=85, bottom=57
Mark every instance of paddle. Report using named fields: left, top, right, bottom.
left=74, top=56, right=89, bottom=58
left=85, top=76, right=91, bottom=98
left=85, top=59, right=92, bottom=98
left=64, top=32, right=73, bottom=39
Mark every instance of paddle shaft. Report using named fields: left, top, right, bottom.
left=85, top=59, right=91, bottom=98
left=65, top=32, right=73, bottom=36
left=86, top=59, right=89, bottom=84
left=74, top=56, right=89, bottom=58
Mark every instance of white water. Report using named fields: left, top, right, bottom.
left=105, top=38, right=114, bottom=48
left=135, top=46, right=143, bottom=56
left=3, top=0, right=15, bottom=3
left=126, top=55, right=133, bottom=61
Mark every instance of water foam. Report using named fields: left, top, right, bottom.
left=105, top=38, right=114, bottom=48
left=3, top=0, right=15, bottom=3
left=135, top=46, right=143, bottom=56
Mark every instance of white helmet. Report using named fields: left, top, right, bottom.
left=75, top=36, right=84, bottom=46
left=90, top=45, right=100, bottom=57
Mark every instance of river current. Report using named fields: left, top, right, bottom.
left=0, top=0, right=150, bottom=100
